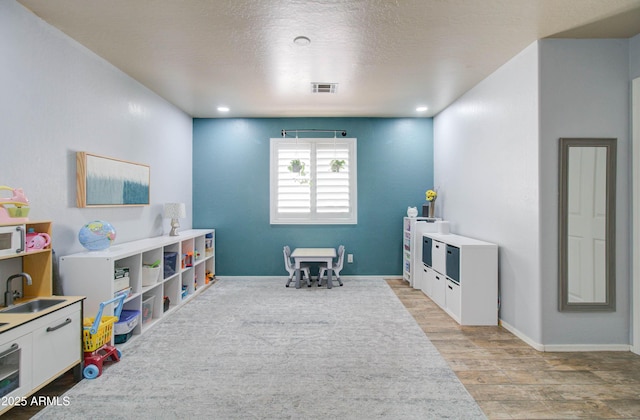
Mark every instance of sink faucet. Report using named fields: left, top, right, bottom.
left=5, top=273, right=32, bottom=307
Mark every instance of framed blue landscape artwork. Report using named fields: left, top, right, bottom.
left=76, top=152, right=150, bottom=207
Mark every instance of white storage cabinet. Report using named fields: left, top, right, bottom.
left=421, top=232, right=498, bottom=326
left=0, top=301, right=82, bottom=416
left=60, top=229, right=215, bottom=344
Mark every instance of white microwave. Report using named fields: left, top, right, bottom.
left=0, top=224, right=25, bottom=257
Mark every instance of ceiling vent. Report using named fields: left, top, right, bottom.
left=311, top=83, right=338, bottom=93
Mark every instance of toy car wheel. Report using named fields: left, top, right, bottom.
left=83, top=364, right=100, bottom=379
left=116, top=349, right=122, bottom=359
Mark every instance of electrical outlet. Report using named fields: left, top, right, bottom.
left=347, top=254, right=353, bottom=263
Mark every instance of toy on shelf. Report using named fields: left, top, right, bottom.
left=25, top=228, right=51, bottom=251
left=0, top=186, right=30, bottom=223
left=182, top=251, right=193, bottom=268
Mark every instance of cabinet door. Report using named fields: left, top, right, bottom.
left=432, top=240, right=446, bottom=275
left=431, top=271, right=446, bottom=308
left=422, top=264, right=433, bottom=297
left=0, top=332, right=32, bottom=402
left=32, top=305, right=81, bottom=387
left=445, top=279, right=461, bottom=321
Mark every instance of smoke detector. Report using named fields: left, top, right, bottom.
left=311, top=83, right=338, bottom=94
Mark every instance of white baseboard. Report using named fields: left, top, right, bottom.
left=499, top=319, right=545, bottom=351
left=543, top=343, right=630, bottom=352
left=499, top=318, right=630, bottom=352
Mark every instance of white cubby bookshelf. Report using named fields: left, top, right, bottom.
left=59, top=229, right=215, bottom=345
left=402, top=217, right=438, bottom=286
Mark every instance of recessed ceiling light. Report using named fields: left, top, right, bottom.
left=293, top=36, right=311, bottom=46
left=416, top=106, right=428, bottom=112
left=217, top=106, right=230, bottom=112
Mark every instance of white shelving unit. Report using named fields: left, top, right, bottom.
left=419, top=232, right=498, bottom=325
left=402, top=217, right=438, bottom=286
left=59, top=229, right=215, bottom=344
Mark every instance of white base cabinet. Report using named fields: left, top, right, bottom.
left=0, top=301, right=82, bottom=416
left=421, top=232, right=498, bottom=326
left=0, top=331, right=32, bottom=409
left=32, top=304, right=82, bottom=387
left=60, top=229, right=215, bottom=344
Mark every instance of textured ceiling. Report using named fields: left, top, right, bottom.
left=17, top=0, right=640, bottom=118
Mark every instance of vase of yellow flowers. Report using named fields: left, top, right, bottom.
left=425, top=189, right=437, bottom=218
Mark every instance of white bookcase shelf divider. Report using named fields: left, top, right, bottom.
left=402, top=217, right=439, bottom=286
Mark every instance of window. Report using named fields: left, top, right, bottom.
left=270, top=137, right=357, bottom=224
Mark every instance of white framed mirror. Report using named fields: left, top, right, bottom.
left=559, top=138, right=616, bottom=311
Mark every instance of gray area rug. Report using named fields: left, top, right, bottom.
left=35, top=277, right=485, bottom=419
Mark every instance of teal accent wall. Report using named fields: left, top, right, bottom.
left=193, top=118, right=433, bottom=276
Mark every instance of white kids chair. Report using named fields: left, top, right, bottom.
left=284, top=246, right=312, bottom=287
left=317, top=245, right=345, bottom=287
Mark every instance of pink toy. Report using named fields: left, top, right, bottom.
left=9, top=188, right=28, bottom=205
left=0, top=186, right=30, bottom=223
left=26, top=229, right=50, bottom=251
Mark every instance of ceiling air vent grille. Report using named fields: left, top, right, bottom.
left=311, top=83, right=338, bottom=93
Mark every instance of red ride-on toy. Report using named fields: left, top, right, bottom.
left=82, top=295, right=126, bottom=379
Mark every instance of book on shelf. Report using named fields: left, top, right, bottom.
left=114, top=268, right=130, bottom=291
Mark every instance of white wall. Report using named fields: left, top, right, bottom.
left=631, top=34, right=640, bottom=79
left=539, top=39, right=630, bottom=346
left=435, top=38, right=633, bottom=348
left=632, top=33, right=640, bottom=352
left=434, top=43, right=542, bottom=344
left=0, top=1, right=193, bottom=261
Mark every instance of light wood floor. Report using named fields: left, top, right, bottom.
left=387, top=278, right=640, bottom=419
left=9, top=278, right=640, bottom=419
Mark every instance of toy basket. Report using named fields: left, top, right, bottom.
left=82, top=294, right=125, bottom=353
left=83, top=316, right=118, bottom=352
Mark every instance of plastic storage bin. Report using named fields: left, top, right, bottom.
left=163, top=252, right=178, bottom=278
left=114, top=331, right=133, bottom=344
left=142, top=265, right=161, bottom=286
left=142, top=296, right=154, bottom=324
left=114, top=310, right=140, bottom=335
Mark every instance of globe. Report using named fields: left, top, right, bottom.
left=78, top=220, right=116, bottom=251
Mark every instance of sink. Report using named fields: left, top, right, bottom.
left=0, top=299, right=66, bottom=314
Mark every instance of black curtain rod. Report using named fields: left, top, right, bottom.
left=281, top=129, right=347, bottom=137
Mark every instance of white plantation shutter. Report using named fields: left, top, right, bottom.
left=276, top=145, right=311, bottom=214
left=270, top=138, right=357, bottom=224
left=316, top=144, right=350, bottom=214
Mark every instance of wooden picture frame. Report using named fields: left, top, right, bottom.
left=76, top=152, right=150, bottom=207
left=558, top=138, right=616, bottom=311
